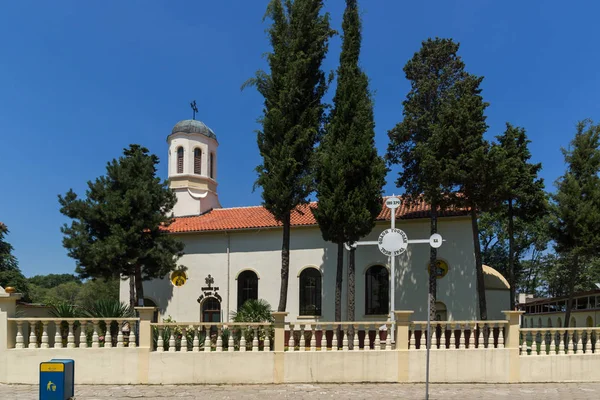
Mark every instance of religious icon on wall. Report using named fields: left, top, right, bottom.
left=427, top=260, right=449, bottom=279
left=171, top=270, right=187, bottom=287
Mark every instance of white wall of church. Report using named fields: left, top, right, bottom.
left=121, top=216, right=488, bottom=323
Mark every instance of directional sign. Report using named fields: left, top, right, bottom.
left=378, top=228, right=409, bottom=256
left=385, top=197, right=401, bottom=209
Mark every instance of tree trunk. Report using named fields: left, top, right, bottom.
left=564, top=255, right=578, bottom=328
left=429, top=204, right=438, bottom=321
left=508, top=198, right=516, bottom=309
left=134, top=264, right=144, bottom=307
left=277, top=211, right=291, bottom=312
left=470, top=207, right=487, bottom=320
left=347, top=247, right=356, bottom=349
left=129, top=274, right=136, bottom=310
left=335, top=242, right=344, bottom=322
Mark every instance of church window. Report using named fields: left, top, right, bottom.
left=365, top=265, right=389, bottom=315
left=210, top=152, right=215, bottom=179
left=194, top=148, right=202, bottom=175
left=237, top=270, right=258, bottom=309
left=299, top=268, right=321, bottom=316
left=177, top=147, right=184, bottom=174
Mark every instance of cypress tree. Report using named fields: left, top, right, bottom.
left=493, top=124, right=546, bottom=309
left=59, top=144, right=185, bottom=308
left=551, top=120, right=600, bottom=327
left=245, top=0, right=334, bottom=312
left=387, top=38, right=471, bottom=320
left=313, top=0, right=386, bottom=324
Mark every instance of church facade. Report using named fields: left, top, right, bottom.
left=119, top=119, right=510, bottom=323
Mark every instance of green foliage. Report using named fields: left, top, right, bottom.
left=58, top=144, right=185, bottom=306
left=0, top=223, right=31, bottom=301
left=84, top=299, right=133, bottom=318
left=313, top=0, right=385, bottom=323
left=230, top=299, right=274, bottom=323
left=27, top=277, right=119, bottom=310
left=28, top=274, right=81, bottom=289
left=245, top=0, right=335, bottom=312
left=75, top=278, right=119, bottom=310
left=49, top=302, right=81, bottom=318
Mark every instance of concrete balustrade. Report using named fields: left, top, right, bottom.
left=520, top=327, right=600, bottom=356
left=409, top=320, right=508, bottom=350
left=285, top=321, right=392, bottom=351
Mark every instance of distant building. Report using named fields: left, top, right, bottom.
left=518, top=290, right=600, bottom=328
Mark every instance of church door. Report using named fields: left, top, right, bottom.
left=202, top=297, right=221, bottom=323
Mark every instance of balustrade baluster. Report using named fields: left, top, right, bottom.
left=374, top=325, right=381, bottom=351
left=352, top=325, right=359, bottom=351
left=577, top=330, right=583, bottom=354
left=566, top=330, right=573, bottom=354
left=458, top=324, right=466, bottom=349
left=224, top=326, right=232, bottom=352
left=449, top=324, right=456, bottom=350
left=28, top=321, right=37, bottom=349
left=409, top=324, right=415, bottom=350
left=551, top=330, right=557, bottom=355
left=104, top=320, right=113, bottom=348
left=299, top=325, right=306, bottom=352
left=78, top=321, right=87, bottom=349
left=594, top=330, right=599, bottom=354
left=385, top=323, right=392, bottom=350
left=40, top=321, right=49, bottom=349
left=530, top=330, right=538, bottom=356
left=180, top=327, right=188, bottom=352
left=364, top=324, right=371, bottom=351
left=287, top=324, right=294, bottom=351
left=321, top=326, right=327, bottom=351
left=252, top=327, right=259, bottom=352
left=116, top=322, right=124, bottom=348
left=92, top=322, right=100, bottom=349
left=168, top=328, right=176, bottom=352
left=310, top=325, right=316, bottom=352
left=342, top=326, right=349, bottom=351
left=585, top=329, right=592, bottom=354
left=216, top=326, right=223, bottom=352
left=498, top=323, right=505, bottom=349
left=486, top=324, right=492, bottom=348
left=15, top=321, right=24, bottom=349
left=332, top=325, right=338, bottom=351
left=203, top=326, right=210, bottom=352
left=557, top=330, right=565, bottom=355
left=129, top=321, right=137, bottom=348
left=67, top=322, right=75, bottom=349
left=478, top=323, right=484, bottom=349
left=264, top=326, right=271, bottom=351
left=238, top=325, right=246, bottom=352
left=469, top=323, right=476, bottom=349
left=420, top=323, right=427, bottom=350
left=520, top=331, right=526, bottom=355
left=191, top=327, right=199, bottom=351
left=432, top=323, right=439, bottom=350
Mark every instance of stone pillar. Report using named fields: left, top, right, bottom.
left=271, top=311, right=288, bottom=384
left=395, top=311, right=413, bottom=383
left=503, top=310, right=524, bottom=383
left=135, top=307, right=157, bottom=349
left=0, top=289, right=21, bottom=351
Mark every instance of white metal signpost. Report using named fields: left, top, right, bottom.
left=347, top=196, right=443, bottom=400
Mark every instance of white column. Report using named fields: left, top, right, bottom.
left=78, top=322, right=87, bottom=348
left=364, top=324, right=371, bottom=351
left=299, top=325, right=306, bottom=351
left=192, top=327, right=199, bottom=352
left=310, top=325, right=316, bottom=352
left=104, top=320, right=113, bottom=348
left=117, top=322, right=124, bottom=348
left=342, top=326, right=349, bottom=352
left=67, top=322, right=75, bottom=349
left=252, top=327, right=259, bottom=352
left=156, top=327, right=164, bottom=352
left=168, top=329, right=176, bottom=352
left=15, top=321, right=24, bottom=349
left=181, top=327, right=189, bottom=352
left=216, top=327, right=223, bottom=352
left=129, top=321, right=137, bottom=348
left=28, top=321, right=37, bottom=349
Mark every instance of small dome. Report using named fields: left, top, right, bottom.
left=483, top=265, right=510, bottom=290
left=171, top=119, right=217, bottom=140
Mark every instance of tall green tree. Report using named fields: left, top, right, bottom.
left=59, top=144, right=184, bottom=308
left=387, top=38, right=473, bottom=319
left=492, top=124, right=546, bottom=309
left=0, top=223, right=30, bottom=301
left=245, top=0, right=334, bottom=312
left=444, top=71, right=490, bottom=319
left=29, top=274, right=81, bottom=288
left=313, top=0, right=386, bottom=323
left=551, top=120, right=600, bottom=326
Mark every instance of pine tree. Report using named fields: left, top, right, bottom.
left=313, top=0, right=386, bottom=324
left=244, top=0, right=334, bottom=312
left=551, top=120, right=600, bottom=327
left=59, top=144, right=184, bottom=308
left=387, top=38, right=472, bottom=320
left=443, top=71, right=490, bottom=319
left=0, top=223, right=30, bottom=301
left=492, top=124, right=546, bottom=308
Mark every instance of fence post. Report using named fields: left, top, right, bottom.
left=135, top=307, right=156, bottom=349
left=271, top=312, right=288, bottom=352
left=0, top=287, right=21, bottom=351
left=395, top=311, right=413, bottom=383
left=503, top=310, right=523, bottom=383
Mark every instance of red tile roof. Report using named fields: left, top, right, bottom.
left=166, top=196, right=467, bottom=234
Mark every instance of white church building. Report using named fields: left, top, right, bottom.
left=120, top=118, right=510, bottom=323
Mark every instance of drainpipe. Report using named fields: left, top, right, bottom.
left=226, top=231, right=231, bottom=322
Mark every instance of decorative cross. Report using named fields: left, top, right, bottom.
left=204, top=274, right=214, bottom=289
left=190, top=100, right=198, bottom=120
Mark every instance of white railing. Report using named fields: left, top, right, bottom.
left=285, top=322, right=393, bottom=351
left=520, top=327, right=600, bottom=355
left=8, top=318, right=139, bottom=349
left=409, top=321, right=507, bottom=350
left=150, top=322, right=273, bottom=352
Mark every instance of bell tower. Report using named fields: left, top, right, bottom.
left=167, top=118, right=221, bottom=216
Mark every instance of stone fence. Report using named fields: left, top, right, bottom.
left=1, top=293, right=599, bottom=384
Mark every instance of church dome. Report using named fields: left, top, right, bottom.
left=171, top=119, right=217, bottom=140
left=482, top=265, right=510, bottom=290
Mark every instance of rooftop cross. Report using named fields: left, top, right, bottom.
left=190, top=100, right=198, bottom=120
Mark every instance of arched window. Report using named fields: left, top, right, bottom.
left=202, top=297, right=221, bottom=323
left=435, top=301, right=447, bottom=321
left=209, top=152, right=215, bottom=179
left=547, top=318, right=552, bottom=328
left=557, top=317, right=562, bottom=328
left=538, top=317, right=542, bottom=328
left=570, top=317, right=576, bottom=327
left=237, top=270, right=258, bottom=309
left=587, top=316, right=594, bottom=327
left=299, top=268, right=321, bottom=316
left=365, top=265, right=389, bottom=315
left=177, top=147, right=184, bottom=174
left=194, top=148, right=202, bottom=175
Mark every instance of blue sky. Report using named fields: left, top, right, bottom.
left=1, top=0, right=599, bottom=277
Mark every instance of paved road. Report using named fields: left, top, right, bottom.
left=3, top=383, right=600, bottom=399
